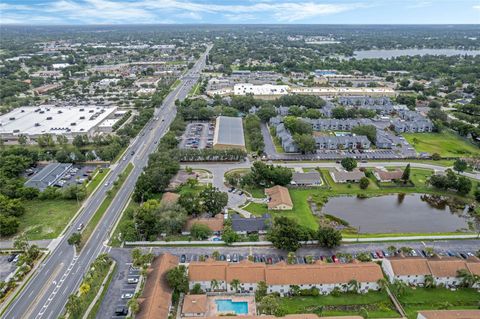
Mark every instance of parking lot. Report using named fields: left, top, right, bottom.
left=25, top=164, right=104, bottom=189
left=0, top=254, right=17, bottom=282
left=179, top=122, right=214, bottom=150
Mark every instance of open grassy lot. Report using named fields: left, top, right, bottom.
left=19, top=200, right=81, bottom=240
left=244, top=189, right=320, bottom=230
left=278, top=291, right=399, bottom=318
left=396, top=287, right=480, bottom=319
left=403, top=131, right=480, bottom=157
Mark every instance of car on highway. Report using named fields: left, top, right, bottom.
left=130, top=150, right=135, bottom=155
left=121, top=293, right=133, bottom=299
left=115, top=306, right=128, bottom=316
left=77, top=223, right=84, bottom=231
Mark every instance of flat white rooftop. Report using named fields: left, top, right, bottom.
left=0, top=106, right=117, bottom=137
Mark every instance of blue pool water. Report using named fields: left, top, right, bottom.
left=215, top=299, right=248, bottom=314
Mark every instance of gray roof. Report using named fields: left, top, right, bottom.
left=231, top=213, right=271, bottom=232
left=292, top=171, right=322, bottom=185
left=331, top=169, right=365, bottom=182
left=213, top=116, right=245, bottom=147
left=25, top=163, right=72, bottom=191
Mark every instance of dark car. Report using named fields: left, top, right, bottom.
left=180, top=254, right=186, bottom=263
left=7, top=254, right=17, bottom=262
left=115, top=306, right=128, bottom=315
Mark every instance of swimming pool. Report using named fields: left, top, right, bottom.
left=215, top=299, right=248, bottom=314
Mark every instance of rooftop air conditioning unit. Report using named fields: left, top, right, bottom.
left=46, top=117, right=52, bottom=120
left=9, top=117, right=15, bottom=120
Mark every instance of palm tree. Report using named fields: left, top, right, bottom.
left=287, top=252, right=296, bottom=264
left=79, top=282, right=91, bottom=296
left=387, top=245, right=397, bottom=256
left=230, top=279, right=241, bottom=292
left=456, top=269, right=479, bottom=288
left=348, top=279, right=360, bottom=293
left=65, top=294, right=81, bottom=316
left=211, top=279, right=220, bottom=291
left=376, top=278, right=387, bottom=291
left=392, top=280, right=408, bottom=297
left=212, top=251, right=220, bottom=260
left=424, top=275, right=436, bottom=288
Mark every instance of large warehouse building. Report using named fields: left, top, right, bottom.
left=212, top=116, right=246, bottom=150
left=0, top=106, right=117, bottom=142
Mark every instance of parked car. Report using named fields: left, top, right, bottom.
left=7, top=254, right=17, bottom=262
left=226, top=254, right=231, bottom=262
left=180, top=254, right=186, bottom=263
left=121, top=293, right=133, bottom=299
left=375, top=250, right=384, bottom=258
left=127, top=277, right=139, bottom=284
left=232, top=254, right=238, bottom=262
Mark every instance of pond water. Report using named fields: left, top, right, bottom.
left=353, top=49, right=480, bottom=59
left=321, top=194, right=471, bottom=233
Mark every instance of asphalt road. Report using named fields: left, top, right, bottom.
left=2, top=45, right=212, bottom=319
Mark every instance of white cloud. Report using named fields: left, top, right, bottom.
left=473, top=5, right=480, bottom=10
left=0, top=0, right=363, bottom=24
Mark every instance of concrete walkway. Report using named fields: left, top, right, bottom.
left=0, top=239, right=52, bottom=250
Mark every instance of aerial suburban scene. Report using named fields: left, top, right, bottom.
left=0, top=1, right=480, bottom=319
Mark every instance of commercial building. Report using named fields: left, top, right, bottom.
left=265, top=185, right=293, bottom=210
left=24, top=163, right=73, bottom=191
left=212, top=116, right=245, bottom=151
left=381, top=256, right=480, bottom=288
left=188, top=259, right=383, bottom=296
left=33, top=83, right=63, bottom=95
left=137, top=253, right=179, bottom=319
left=0, top=106, right=117, bottom=142
left=234, top=83, right=289, bottom=97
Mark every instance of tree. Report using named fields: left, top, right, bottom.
left=348, top=279, right=360, bottom=293
left=56, top=135, right=68, bottom=145
left=387, top=245, right=397, bottom=256
left=316, top=227, right=342, bottom=248
left=67, top=233, right=82, bottom=248
left=456, top=176, right=472, bottom=195
left=65, top=294, right=82, bottom=316
left=359, top=307, right=369, bottom=319
left=255, top=281, right=268, bottom=301
left=191, top=283, right=204, bottom=294
left=0, top=215, right=20, bottom=236
left=402, top=164, right=411, bottom=183
left=230, top=279, right=241, bottom=292
left=128, top=297, right=140, bottom=314
left=258, top=294, right=281, bottom=316
left=453, top=159, right=468, bottom=173
left=377, top=278, right=387, bottom=291
left=79, top=282, right=91, bottom=295
left=18, top=134, right=28, bottom=145
left=341, top=157, right=357, bottom=171
left=257, top=105, right=277, bottom=122
left=267, top=217, right=309, bottom=251
left=293, top=133, right=316, bottom=154
left=287, top=252, right=296, bottom=264
left=199, top=186, right=228, bottom=216
left=211, top=279, right=220, bottom=291
left=359, top=177, right=370, bottom=189
left=392, top=280, right=408, bottom=296
left=352, top=125, right=377, bottom=144
left=190, top=223, right=213, bottom=240
left=424, top=275, right=436, bottom=288
left=166, top=265, right=189, bottom=293
left=457, top=269, right=480, bottom=288
left=221, top=225, right=239, bottom=244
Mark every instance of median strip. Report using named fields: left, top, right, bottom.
left=78, top=163, right=134, bottom=250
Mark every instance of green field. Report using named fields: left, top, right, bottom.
left=397, top=287, right=480, bottom=319
left=403, top=131, right=480, bottom=157
left=244, top=189, right=319, bottom=230
left=19, top=200, right=81, bottom=240
left=279, top=291, right=399, bottom=318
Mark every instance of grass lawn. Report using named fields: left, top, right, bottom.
left=86, top=168, right=110, bottom=195
left=19, top=200, right=81, bottom=240
left=279, top=291, right=399, bottom=318
left=109, top=200, right=139, bottom=247
left=396, top=287, right=480, bottom=319
left=244, top=189, right=319, bottom=230
left=403, top=131, right=480, bottom=157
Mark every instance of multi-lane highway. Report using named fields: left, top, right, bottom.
left=2, top=45, right=211, bottom=319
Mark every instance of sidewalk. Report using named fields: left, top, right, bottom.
left=0, top=239, right=51, bottom=250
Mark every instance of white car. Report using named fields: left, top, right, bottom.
left=127, top=277, right=139, bottom=284
left=121, top=293, right=133, bottom=299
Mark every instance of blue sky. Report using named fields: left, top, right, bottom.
left=1, top=0, right=479, bottom=25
